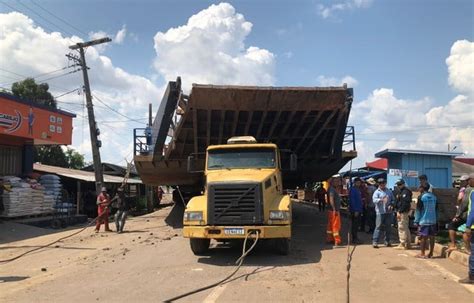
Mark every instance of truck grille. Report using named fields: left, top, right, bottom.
left=208, top=182, right=263, bottom=225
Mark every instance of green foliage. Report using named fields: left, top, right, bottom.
left=34, top=146, right=85, bottom=169
left=11, top=78, right=57, bottom=108
left=65, top=148, right=85, bottom=169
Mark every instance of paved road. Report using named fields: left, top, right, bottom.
left=0, top=203, right=472, bottom=303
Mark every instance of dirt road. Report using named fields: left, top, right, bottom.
left=1, top=203, right=472, bottom=302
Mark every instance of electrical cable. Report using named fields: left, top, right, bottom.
left=163, top=231, right=260, bottom=302
left=16, top=0, right=75, bottom=37
left=30, top=0, right=89, bottom=38
left=1, top=1, right=56, bottom=33
left=92, top=92, right=147, bottom=124
left=0, top=212, right=106, bottom=264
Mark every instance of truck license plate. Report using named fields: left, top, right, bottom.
left=224, top=228, right=245, bottom=235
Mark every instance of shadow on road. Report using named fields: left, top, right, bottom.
left=196, top=203, right=344, bottom=267
left=0, top=276, right=29, bottom=283
left=165, top=204, right=184, bottom=229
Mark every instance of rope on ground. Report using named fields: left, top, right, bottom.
left=163, top=231, right=260, bottom=302
left=0, top=213, right=104, bottom=264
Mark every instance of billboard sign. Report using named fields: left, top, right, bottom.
left=0, top=95, right=74, bottom=145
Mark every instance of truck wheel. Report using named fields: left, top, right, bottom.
left=190, top=238, right=210, bottom=255
left=274, top=238, right=290, bottom=255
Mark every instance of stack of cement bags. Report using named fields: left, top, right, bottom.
left=39, top=174, right=62, bottom=211
left=1, top=175, right=59, bottom=217
left=2, top=176, right=36, bottom=217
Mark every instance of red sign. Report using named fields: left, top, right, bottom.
left=0, top=95, right=74, bottom=145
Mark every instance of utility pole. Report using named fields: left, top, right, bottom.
left=68, top=37, right=111, bottom=194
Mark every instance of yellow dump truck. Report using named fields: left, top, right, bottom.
left=182, top=136, right=296, bottom=255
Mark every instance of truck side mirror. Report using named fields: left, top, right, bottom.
left=290, top=153, right=297, bottom=171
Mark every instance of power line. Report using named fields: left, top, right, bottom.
left=54, top=87, right=81, bottom=99
left=15, top=0, right=75, bottom=36
left=0, top=1, right=56, bottom=33
left=92, top=92, right=147, bottom=124
left=30, top=0, right=88, bottom=38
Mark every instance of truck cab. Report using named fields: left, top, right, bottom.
left=183, top=136, right=296, bottom=255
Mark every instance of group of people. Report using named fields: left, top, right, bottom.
left=325, top=173, right=474, bottom=285
left=95, top=186, right=130, bottom=234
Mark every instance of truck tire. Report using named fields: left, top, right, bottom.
left=274, top=238, right=290, bottom=255
left=190, top=238, right=210, bottom=255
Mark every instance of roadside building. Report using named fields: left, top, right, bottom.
left=375, top=149, right=463, bottom=189
left=0, top=92, right=75, bottom=176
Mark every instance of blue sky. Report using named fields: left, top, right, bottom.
left=0, top=0, right=473, bottom=167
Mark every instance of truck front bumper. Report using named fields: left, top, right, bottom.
left=183, top=225, right=291, bottom=239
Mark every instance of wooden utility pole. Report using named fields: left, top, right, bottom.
left=68, top=37, right=111, bottom=194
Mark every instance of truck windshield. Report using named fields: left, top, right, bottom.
left=207, top=148, right=276, bottom=170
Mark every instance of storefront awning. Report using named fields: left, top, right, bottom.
left=33, top=163, right=142, bottom=184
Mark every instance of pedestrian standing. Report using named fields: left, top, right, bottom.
left=418, top=174, right=434, bottom=193
left=95, top=187, right=112, bottom=233
left=349, top=177, right=363, bottom=244
left=366, top=178, right=377, bottom=233
left=459, top=180, right=474, bottom=284
left=372, top=178, right=395, bottom=248
left=447, top=175, right=471, bottom=252
left=414, top=184, right=437, bottom=258
left=316, top=183, right=327, bottom=212
left=326, top=177, right=342, bottom=246
left=394, top=179, right=412, bottom=250
left=112, top=187, right=129, bottom=233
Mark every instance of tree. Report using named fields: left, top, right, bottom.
left=11, top=78, right=57, bottom=108
left=65, top=148, right=85, bottom=169
left=34, top=146, right=85, bottom=169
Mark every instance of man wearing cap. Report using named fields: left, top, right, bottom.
left=459, top=173, right=474, bottom=284
left=95, top=187, right=112, bottom=233
left=372, top=178, right=395, bottom=248
left=349, top=177, right=364, bottom=244
left=365, top=178, right=377, bottom=233
left=447, top=175, right=471, bottom=251
left=394, top=179, right=412, bottom=250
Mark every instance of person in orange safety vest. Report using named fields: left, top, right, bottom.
left=326, top=176, right=342, bottom=246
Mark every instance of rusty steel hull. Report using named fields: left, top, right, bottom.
left=134, top=80, right=356, bottom=188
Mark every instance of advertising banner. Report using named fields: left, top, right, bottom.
left=0, top=95, right=74, bottom=145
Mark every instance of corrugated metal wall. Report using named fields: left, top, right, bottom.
left=387, top=153, right=452, bottom=188
left=0, top=145, right=22, bottom=176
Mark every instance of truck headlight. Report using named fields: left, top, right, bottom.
left=269, top=211, right=290, bottom=220
left=184, top=211, right=203, bottom=221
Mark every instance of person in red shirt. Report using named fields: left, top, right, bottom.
left=95, top=187, right=112, bottom=232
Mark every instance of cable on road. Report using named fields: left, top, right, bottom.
left=163, top=231, right=260, bottom=302
left=346, top=158, right=355, bottom=303
left=0, top=211, right=106, bottom=264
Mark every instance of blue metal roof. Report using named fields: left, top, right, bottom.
left=375, top=148, right=463, bottom=158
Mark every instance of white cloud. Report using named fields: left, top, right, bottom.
left=317, top=75, right=358, bottom=87
left=0, top=12, right=161, bottom=165
left=152, top=2, right=275, bottom=91
left=446, top=40, right=474, bottom=95
left=88, top=25, right=128, bottom=52
left=317, top=0, right=373, bottom=19
left=114, top=25, right=127, bottom=44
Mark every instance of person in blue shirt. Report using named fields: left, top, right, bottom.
left=372, top=178, right=395, bottom=248
left=349, top=177, right=364, bottom=244
left=459, top=173, right=474, bottom=284
left=414, top=184, right=437, bottom=259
